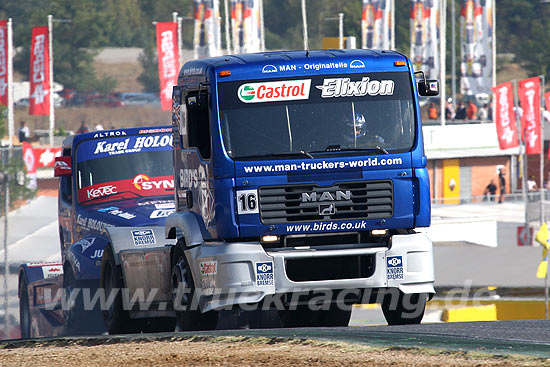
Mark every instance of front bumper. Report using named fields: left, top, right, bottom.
left=187, top=233, right=435, bottom=312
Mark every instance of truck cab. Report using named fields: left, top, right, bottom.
left=166, top=49, right=437, bottom=328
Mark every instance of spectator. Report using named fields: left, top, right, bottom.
left=76, top=120, right=89, bottom=134
left=477, top=103, right=489, bottom=121
left=466, top=100, right=478, bottom=120
left=528, top=176, right=537, bottom=191
left=445, top=98, right=455, bottom=120
left=483, top=179, right=497, bottom=201
left=455, top=101, right=467, bottom=120
left=428, top=102, right=438, bottom=119
left=498, top=166, right=506, bottom=204
left=527, top=176, right=538, bottom=202
left=18, top=121, right=30, bottom=143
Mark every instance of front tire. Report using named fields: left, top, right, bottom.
left=19, top=276, right=31, bottom=339
left=100, top=245, right=134, bottom=334
left=381, top=291, right=427, bottom=325
left=172, top=241, right=218, bottom=331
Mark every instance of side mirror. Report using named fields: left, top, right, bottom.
left=54, top=156, right=72, bottom=177
left=418, top=79, right=440, bottom=97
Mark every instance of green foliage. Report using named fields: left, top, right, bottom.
left=0, top=106, right=6, bottom=139
left=0, top=153, right=36, bottom=208
left=138, top=45, right=160, bottom=93
left=54, top=126, right=67, bottom=136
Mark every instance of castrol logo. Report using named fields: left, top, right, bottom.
left=237, top=79, right=311, bottom=103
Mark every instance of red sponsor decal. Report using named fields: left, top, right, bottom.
left=491, top=82, right=518, bottom=150
left=200, top=261, right=217, bottom=275
left=138, top=127, right=172, bottom=134
left=518, top=77, right=541, bottom=155
left=54, top=156, right=72, bottom=176
left=156, top=22, right=179, bottom=111
left=0, top=20, right=7, bottom=106
left=78, top=175, right=174, bottom=203
left=29, top=26, right=50, bottom=115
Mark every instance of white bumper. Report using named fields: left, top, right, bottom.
left=188, top=233, right=435, bottom=312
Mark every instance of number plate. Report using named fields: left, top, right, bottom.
left=236, top=189, right=259, bottom=214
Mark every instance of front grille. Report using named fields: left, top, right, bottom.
left=259, top=180, right=393, bottom=224
left=285, top=255, right=376, bottom=282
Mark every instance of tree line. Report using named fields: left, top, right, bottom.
left=0, top=0, right=548, bottom=93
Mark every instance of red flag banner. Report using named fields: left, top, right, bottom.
left=518, top=77, right=541, bottom=155
left=29, top=26, right=49, bottom=115
left=492, top=82, right=518, bottom=150
left=156, top=22, right=179, bottom=111
left=0, top=20, right=8, bottom=106
left=545, top=91, right=550, bottom=113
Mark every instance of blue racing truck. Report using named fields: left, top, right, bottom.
left=101, top=49, right=439, bottom=332
left=18, top=127, right=177, bottom=337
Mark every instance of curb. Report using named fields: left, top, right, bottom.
left=440, top=300, right=549, bottom=322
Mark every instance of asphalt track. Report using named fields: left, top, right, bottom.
left=2, top=320, right=549, bottom=358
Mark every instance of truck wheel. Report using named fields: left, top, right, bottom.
left=381, top=291, right=427, bottom=325
left=172, top=243, right=218, bottom=331
left=19, top=276, right=31, bottom=339
left=100, top=245, right=134, bottom=334
left=63, top=266, right=83, bottom=335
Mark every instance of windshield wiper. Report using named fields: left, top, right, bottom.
left=237, top=150, right=314, bottom=159
left=314, top=146, right=390, bottom=155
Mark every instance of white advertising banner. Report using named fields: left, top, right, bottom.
left=194, top=0, right=222, bottom=58
left=231, top=0, right=261, bottom=54
left=409, top=0, right=440, bottom=80
left=460, top=0, right=493, bottom=96
left=361, top=0, right=392, bottom=50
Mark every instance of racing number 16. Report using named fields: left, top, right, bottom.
left=237, top=189, right=259, bottom=214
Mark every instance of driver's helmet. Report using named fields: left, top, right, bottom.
left=343, top=113, right=367, bottom=142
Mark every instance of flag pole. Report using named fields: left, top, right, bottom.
left=301, top=0, right=308, bottom=51
left=47, top=15, right=54, bottom=147
left=541, top=74, right=545, bottom=226
left=224, top=0, right=231, bottom=53
left=390, top=0, right=395, bottom=50
left=7, top=18, right=14, bottom=150
left=440, top=0, right=447, bottom=126
left=543, top=73, right=548, bottom=320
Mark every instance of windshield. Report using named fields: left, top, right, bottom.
left=76, top=134, right=173, bottom=205
left=219, top=72, right=415, bottom=158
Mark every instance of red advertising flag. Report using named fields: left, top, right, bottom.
left=29, top=26, right=50, bottom=115
left=545, top=91, right=550, bottom=113
left=0, top=20, right=7, bottom=106
left=156, top=22, right=179, bottom=111
left=492, top=82, right=519, bottom=150
left=518, top=77, right=541, bottom=155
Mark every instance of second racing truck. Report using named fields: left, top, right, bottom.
left=18, top=127, right=176, bottom=337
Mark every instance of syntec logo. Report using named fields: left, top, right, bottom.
left=87, top=185, right=117, bottom=199
left=315, top=77, right=394, bottom=98
left=237, top=79, right=311, bottom=103
left=132, top=174, right=174, bottom=190
left=133, top=174, right=150, bottom=190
